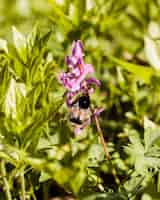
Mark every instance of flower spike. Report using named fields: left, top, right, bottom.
left=59, top=40, right=103, bottom=132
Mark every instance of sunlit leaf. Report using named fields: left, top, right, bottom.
left=144, top=36, right=160, bottom=70
left=3, top=78, right=26, bottom=118
left=12, top=26, right=27, bottom=62
left=108, top=56, right=154, bottom=84
left=144, top=117, right=160, bottom=151
left=0, top=39, right=8, bottom=53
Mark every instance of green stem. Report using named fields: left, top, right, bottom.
left=64, top=0, right=70, bottom=14
left=74, top=0, right=86, bottom=25
left=32, top=192, right=37, bottom=200
left=20, top=170, right=26, bottom=200
left=0, top=160, right=12, bottom=200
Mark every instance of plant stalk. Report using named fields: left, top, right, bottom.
left=0, top=160, right=12, bottom=200
left=94, top=117, right=120, bottom=184
left=20, top=170, right=26, bottom=200
left=94, top=116, right=110, bottom=160
left=43, top=182, right=49, bottom=200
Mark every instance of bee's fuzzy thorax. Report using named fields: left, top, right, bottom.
left=78, top=95, right=90, bottom=109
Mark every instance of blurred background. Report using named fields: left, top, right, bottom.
left=1, top=0, right=160, bottom=199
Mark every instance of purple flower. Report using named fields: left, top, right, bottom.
left=66, top=40, right=84, bottom=69
left=59, top=40, right=101, bottom=104
left=59, top=40, right=95, bottom=93
left=92, top=107, right=104, bottom=118
left=59, top=40, right=103, bottom=134
left=59, top=64, right=94, bottom=93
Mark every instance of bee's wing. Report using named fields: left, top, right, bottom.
left=69, top=103, right=80, bottom=119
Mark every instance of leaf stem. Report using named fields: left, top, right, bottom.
left=0, top=160, right=12, bottom=200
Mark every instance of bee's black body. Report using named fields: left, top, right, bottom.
left=70, top=117, right=82, bottom=125
left=78, top=95, right=90, bottom=109
left=69, top=95, right=91, bottom=130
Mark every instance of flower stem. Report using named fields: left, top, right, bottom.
left=0, top=160, right=12, bottom=200
left=20, top=170, right=26, bottom=200
left=94, top=117, right=120, bottom=184
left=94, top=116, right=110, bottom=160
left=43, top=182, right=49, bottom=200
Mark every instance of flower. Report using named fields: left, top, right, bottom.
left=59, top=40, right=95, bottom=93
left=59, top=40, right=104, bottom=134
left=65, top=40, right=84, bottom=70
left=59, top=40, right=100, bottom=105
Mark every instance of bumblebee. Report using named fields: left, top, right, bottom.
left=69, top=95, right=92, bottom=133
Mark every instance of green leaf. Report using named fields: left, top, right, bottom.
left=88, top=144, right=104, bottom=166
left=72, top=0, right=86, bottom=26
left=39, top=171, right=51, bottom=182
left=148, top=21, right=160, bottom=39
left=3, top=78, right=26, bottom=119
left=12, top=58, right=24, bottom=78
left=12, top=26, right=27, bottom=62
left=141, top=193, right=152, bottom=200
left=108, top=56, right=154, bottom=84
left=0, top=39, right=8, bottom=53
left=53, top=166, right=74, bottom=185
left=0, top=66, right=10, bottom=105
left=144, top=117, right=160, bottom=151
left=124, top=129, right=145, bottom=169
left=49, top=0, right=74, bottom=32
left=144, top=36, right=160, bottom=70
left=124, top=175, right=144, bottom=196
left=0, top=151, right=18, bottom=166
left=128, top=130, right=144, bottom=154
left=81, top=193, right=126, bottom=200
left=70, top=169, right=87, bottom=194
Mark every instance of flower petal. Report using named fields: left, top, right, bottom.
left=92, top=107, right=104, bottom=118
left=83, top=64, right=94, bottom=74
left=85, top=77, right=101, bottom=86
left=72, top=40, right=84, bottom=58
left=66, top=92, right=76, bottom=106
left=66, top=56, right=77, bottom=68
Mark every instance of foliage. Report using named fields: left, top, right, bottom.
left=1, top=0, right=160, bottom=200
